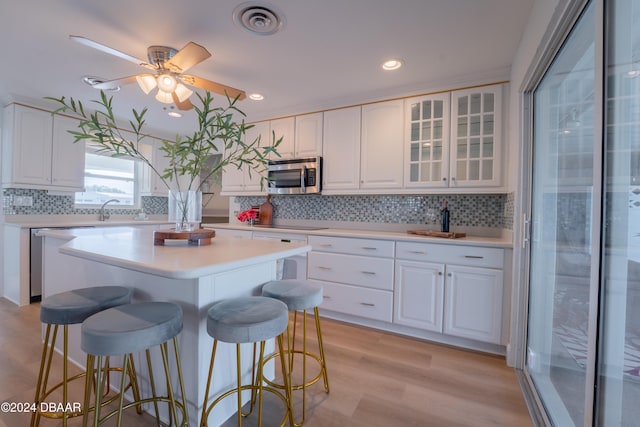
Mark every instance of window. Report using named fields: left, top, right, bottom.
left=74, top=152, right=138, bottom=207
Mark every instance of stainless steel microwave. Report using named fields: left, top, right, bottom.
left=266, top=156, right=322, bottom=195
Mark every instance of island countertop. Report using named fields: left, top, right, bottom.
left=40, top=227, right=311, bottom=280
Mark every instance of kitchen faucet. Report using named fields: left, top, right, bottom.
left=99, top=199, right=120, bottom=221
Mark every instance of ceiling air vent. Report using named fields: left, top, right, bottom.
left=233, top=3, right=284, bottom=36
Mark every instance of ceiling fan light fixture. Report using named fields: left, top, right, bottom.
left=249, top=93, right=264, bottom=101
left=174, top=84, right=193, bottom=103
left=136, top=74, right=157, bottom=94
left=155, top=90, right=174, bottom=104
left=157, top=74, right=178, bottom=93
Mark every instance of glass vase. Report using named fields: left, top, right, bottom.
left=168, top=190, right=202, bottom=232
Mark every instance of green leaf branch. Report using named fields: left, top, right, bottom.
left=46, top=90, right=282, bottom=195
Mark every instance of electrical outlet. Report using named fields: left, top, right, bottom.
left=13, top=196, right=33, bottom=206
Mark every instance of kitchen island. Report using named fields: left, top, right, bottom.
left=40, top=226, right=310, bottom=426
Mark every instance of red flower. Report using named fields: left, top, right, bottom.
left=237, top=209, right=258, bottom=222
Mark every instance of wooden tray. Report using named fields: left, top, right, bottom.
left=154, top=229, right=216, bottom=246
left=407, top=230, right=466, bottom=239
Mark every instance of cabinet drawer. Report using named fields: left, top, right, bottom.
left=308, top=252, right=394, bottom=290
left=212, top=228, right=253, bottom=239
left=396, top=242, right=503, bottom=268
left=314, top=280, right=393, bottom=322
left=309, top=235, right=394, bottom=257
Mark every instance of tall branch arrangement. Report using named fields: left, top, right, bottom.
left=47, top=91, right=281, bottom=194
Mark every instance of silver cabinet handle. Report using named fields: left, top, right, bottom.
left=464, top=255, right=484, bottom=259
left=317, top=266, right=332, bottom=270
left=361, top=271, right=376, bottom=275
left=359, top=302, right=375, bottom=307
left=318, top=243, right=333, bottom=247
left=409, top=250, right=427, bottom=254
left=323, top=295, right=332, bottom=299
left=361, top=247, right=378, bottom=250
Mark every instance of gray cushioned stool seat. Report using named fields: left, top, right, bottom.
left=81, top=302, right=183, bottom=356
left=262, top=280, right=323, bottom=311
left=207, top=296, right=289, bottom=344
left=40, top=286, right=133, bottom=325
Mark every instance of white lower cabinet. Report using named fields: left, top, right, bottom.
left=394, top=241, right=504, bottom=345
left=394, top=260, right=444, bottom=332
left=443, top=264, right=503, bottom=344
left=308, top=235, right=394, bottom=322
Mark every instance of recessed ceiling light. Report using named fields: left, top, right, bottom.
left=382, top=59, right=403, bottom=71
left=249, top=93, right=264, bottom=101
left=167, top=111, right=182, bottom=118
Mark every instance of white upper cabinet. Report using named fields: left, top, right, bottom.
left=139, top=137, right=183, bottom=196
left=404, top=84, right=504, bottom=190
left=405, top=93, right=451, bottom=188
left=294, top=112, right=323, bottom=158
left=2, top=104, right=85, bottom=191
left=269, top=117, right=295, bottom=159
left=322, top=106, right=361, bottom=191
left=51, top=115, right=86, bottom=189
left=221, top=121, right=269, bottom=195
left=449, top=84, right=503, bottom=187
left=360, top=100, right=404, bottom=189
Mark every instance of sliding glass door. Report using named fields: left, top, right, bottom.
left=525, top=0, right=640, bottom=424
left=526, top=2, right=597, bottom=425
left=596, top=0, right=640, bottom=423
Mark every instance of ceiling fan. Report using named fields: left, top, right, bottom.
left=70, top=35, right=246, bottom=110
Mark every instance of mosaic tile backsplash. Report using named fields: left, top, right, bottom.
left=239, top=193, right=514, bottom=230
left=3, top=188, right=514, bottom=230
left=2, top=189, right=167, bottom=216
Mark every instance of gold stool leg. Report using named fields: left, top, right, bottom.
left=31, top=323, right=54, bottom=427
left=314, top=307, right=330, bottom=392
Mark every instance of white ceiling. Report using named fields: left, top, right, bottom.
left=0, top=0, right=533, bottom=137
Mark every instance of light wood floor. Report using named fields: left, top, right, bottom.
left=0, top=297, right=532, bottom=426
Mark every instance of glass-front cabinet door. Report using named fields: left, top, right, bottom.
left=449, top=85, right=503, bottom=187
left=404, top=93, right=450, bottom=188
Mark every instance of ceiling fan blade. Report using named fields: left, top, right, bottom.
left=91, top=75, right=139, bottom=90
left=180, top=75, right=246, bottom=100
left=172, top=92, right=194, bottom=111
left=69, top=35, right=156, bottom=70
left=165, top=42, right=211, bottom=73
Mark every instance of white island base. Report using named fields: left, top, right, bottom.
left=41, top=227, right=310, bottom=426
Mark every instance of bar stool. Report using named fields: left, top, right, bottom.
left=262, top=279, right=330, bottom=426
left=31, top=286, right=138, bottom=427
left=81, top=302, right=188, bottom=427
left=201, top=296, right=294, bottom=427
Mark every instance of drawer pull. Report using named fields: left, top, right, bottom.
left=464, top=255, right=484, bottom=259
left=361, top=247, right=378, bottom=250
left=409, top=250, right=427, bottom=254
left=323, top=295, right=332, bottom=299
left=318, top=244, right=333, bottom=247
left=438, top=271, right=443, bottom=276
left=359, top=302, right=375, bottom=307
left=361, top=271, right=377, bottom=275
left=317, top=266, right=332, bottom=270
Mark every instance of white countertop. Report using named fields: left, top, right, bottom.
left=204, top=223, right=513, bottom=248
left=40, top=227, right=311, bottom=279
left=3, top=214, right=171, bottom=229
